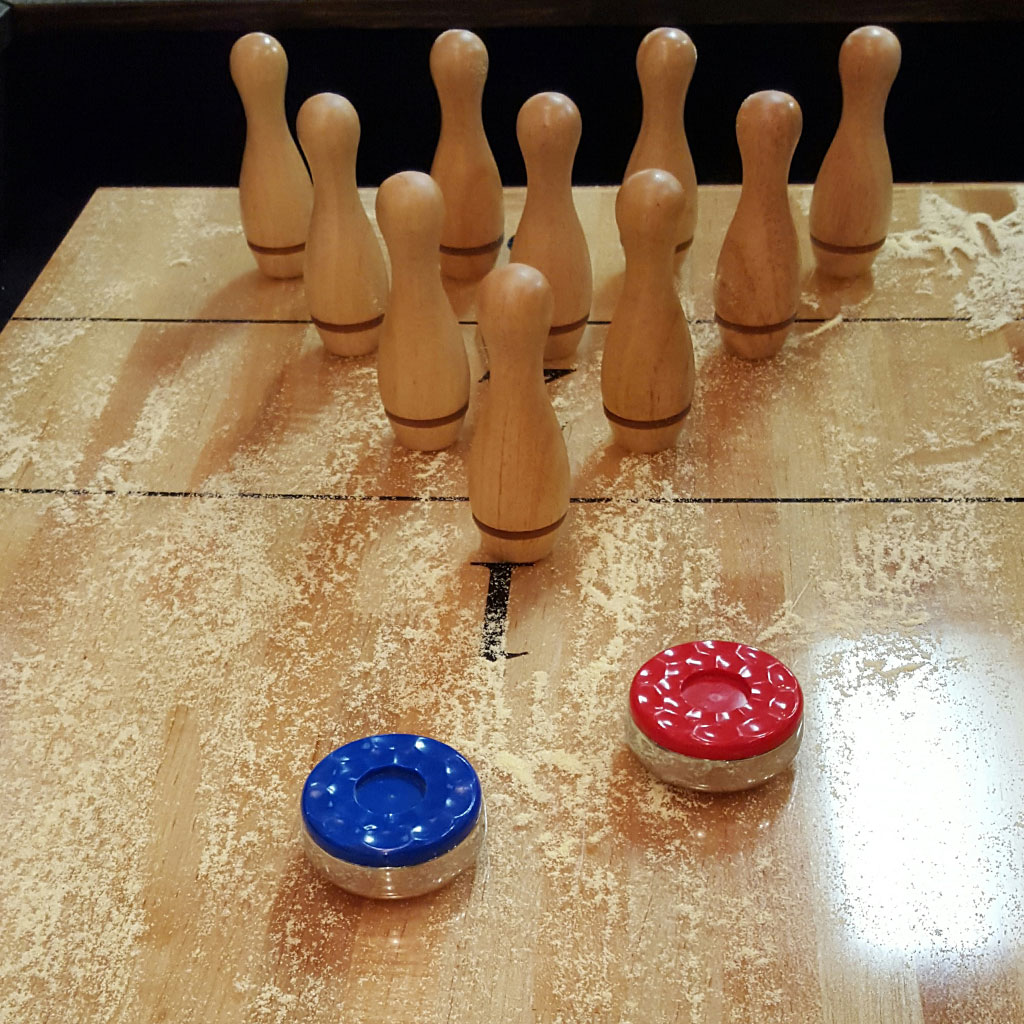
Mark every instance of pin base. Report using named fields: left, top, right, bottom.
left=544, top=321, right=587, bottom=362
left=315, top=323, right=381, bottom=357
left=252, top=250, right=305, bottom=279
left=609, top=420, right=685, bottom=454
left=477, top=532, right=561, bottom=564
left=472, top=512, right=567, bottom=564
left=718, top=322, right=792, bottom=360
left=389, top=418, right=464, bottom=452
left=812, top=247, right=880, bottom=280
left=440, top=248, right=501, bottom=282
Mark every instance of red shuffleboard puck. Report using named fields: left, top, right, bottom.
left=627, top=640, right=804, bottom=792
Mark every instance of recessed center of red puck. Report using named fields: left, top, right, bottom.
left=680, top=671, right=751, bottom=712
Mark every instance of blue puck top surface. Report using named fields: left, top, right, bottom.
left=301, top=734, right=483, bottom=868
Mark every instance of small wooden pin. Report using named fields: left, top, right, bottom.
left=229, top=32, right=313, bottom=279
left=297, top=93, right=388, bottom=356
left=810, top=26, right=902, bottom=279
left=430, top=29, right=505, bottom=281
left=468, top=264, right=571, bottom=563
left=624, top=27, right=699, bottom=260
left=509, top=92, right=593, bottom=362
left=714, top=90, right=802, bottom=360
left=603, top=169, right=695, bottom=452
left=375, top=171, right=470, bottom=451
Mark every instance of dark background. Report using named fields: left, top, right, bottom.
left=1, top=1, right=1022, bottom=326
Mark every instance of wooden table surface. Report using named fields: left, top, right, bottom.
left=2, top=183, right=1023, bottom=1024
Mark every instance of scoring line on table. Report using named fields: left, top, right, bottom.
left=3, top=487, right=1022, bottom=505
left=7, top=314, right=1006, bottom=327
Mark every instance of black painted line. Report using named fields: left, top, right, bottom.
left=691, top=315, right=990, bottom=325
left=2, top=487, right=1021, bottom=505
left=0, top=486, right=469, bottom=502
left=478, top=367, right=577, bottom=384
left=572, top=495, right=1024, bottom=505
left=10, top=315, right=312, bottom=325
left=587, top=316, right=993, bottom=328
left=12, top=314, right=1022, bottom=329
left=472, top=562, right=529, bottom=661
left=8, top=314, right=547, bottom=327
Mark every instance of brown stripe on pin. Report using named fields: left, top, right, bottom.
left=439, top=235, right=505, bottom=257
left=247, top=240, right=307, bottom=256
left=312, top=314, right=385, bottom=334
left=549, top=314, right=590, bottom=337
left=810, top=234, right=887, bottom=255
left=714, top=312, right=797, bottom=335
left=472, top=512, right=567, bottom=542
left=384, top=402, right=469, bottom=429
left=603, top=405, right=691, bottom=430
left=674, top=237, right=694, bottom=254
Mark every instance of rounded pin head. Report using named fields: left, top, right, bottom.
left=296, top=93, right=360, bottom=173
left=478, top=262, right=554, bottom=337
left=737, top=90, right=802, bottom=139
left=375, top=170, right=445, bottom=245
left=839, top=25, right=902, bottom=96
left=736, top=90, right=802, bottom=172
left=430, top=29, right=489, bottom=94
left=636, top=27, right=697, bottom=90
left=517, top=92, right=582, bottom=157
left=616, top=168, right=685, bottom=247
left=230, top=32, right=288, bottom=103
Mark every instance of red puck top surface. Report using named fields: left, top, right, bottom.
left=629, top=641, right=803, bottom=761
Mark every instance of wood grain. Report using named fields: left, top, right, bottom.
left=2, top=183, right=1023, bottom=1024
left=13, top=184, right=1020, bottom=324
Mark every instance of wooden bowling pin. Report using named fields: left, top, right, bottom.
left=603, top=170, right=695, bottom=453
left=297, top=93, right=388, bottom=356
left=810, top=26, right=902, bottom=279
left=468, top=264, right=571, bottom=563
left=229, top=32, right=313, bottom=278
left=430, top=29, right=505, bottom=281
left=624, top=27, right=699, bottom=259
left=510, top=93, right=593, bottom=362
left=714, top=91, right=802, bottom=360
left=375, top=172, right=470, bottom=451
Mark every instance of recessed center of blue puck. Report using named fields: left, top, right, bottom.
left=354, top=765, right=427, bottom=814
